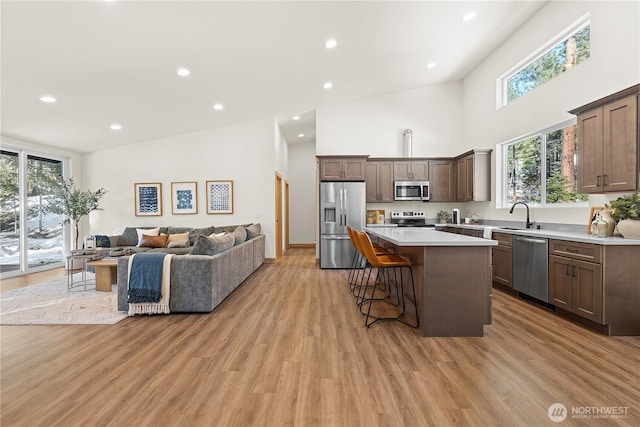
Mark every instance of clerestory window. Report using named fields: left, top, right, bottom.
left=498, top=14, right=590, bottom=107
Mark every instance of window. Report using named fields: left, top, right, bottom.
left=498, top=14, right=590, bottom=107
left=499, top=121, right=588, bottom=207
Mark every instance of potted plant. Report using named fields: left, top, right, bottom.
left=436, top=210, right=451, bottom=224
left=608, top=193, right=640, bottom=239
left=55, top=178, right=107, bottom=250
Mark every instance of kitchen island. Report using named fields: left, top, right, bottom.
left=366, top=227, right=497, bottom=337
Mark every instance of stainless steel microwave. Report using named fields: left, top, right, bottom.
left=394, top=181, right=430, bottom=201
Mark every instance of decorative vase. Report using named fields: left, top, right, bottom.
left=599, top=210, right=616, bottom=236
left=617, top=219, right=640, bottom=239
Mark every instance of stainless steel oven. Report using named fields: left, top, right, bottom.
left=394, top=181, right=429, bottom=201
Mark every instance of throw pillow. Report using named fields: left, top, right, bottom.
left=136, top=227, right=160, bottom=246
left=139, top=233, right=168, bottom=248
left=230, top=226, right=247, bottom=245
left=167, top=232, right=190, bottom=244
left=188, top=226, right=215, bottom=245
left=167, top=240, right=189, bottom=248
left=246, top=223, right=261, bottom=240
left=189, top=234, right=235, bottom=256
left=94, top=235, right=111, bottom=248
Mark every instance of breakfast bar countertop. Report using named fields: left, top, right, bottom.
left=366, top=227, right=498, bottom=247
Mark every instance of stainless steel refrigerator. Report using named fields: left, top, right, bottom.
left=320, top=181, right=366, bottom=269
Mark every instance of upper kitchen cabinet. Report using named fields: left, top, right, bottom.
left=365, top=159, right=394, bottom=202
left=393, top=159, right=429, bottom=181
left=317, top=156, right=368, bottom=181
left=455, top=149, right=492, bottom=202
left=570, top=84, right=639, bottom=193
left=428, top=160, right=455, bottom=202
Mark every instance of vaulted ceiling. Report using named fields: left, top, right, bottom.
left=1, top=1, right=546, bottom=153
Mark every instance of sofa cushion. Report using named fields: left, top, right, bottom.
left=120, top=227, right=143, bottom=246
left=246, top=223, right=261, bottom=240
left=189, top=226, right=215, bottom=245
left=136, top=227, right=160, bottom=245
left=213, top=223, right=252, bottom=234
left=189, top=234, right=235, bottom=256
left=167, top=226, right=193, bottom=235
left=230, top=226, right=247, bottom=245
left=139, top=233, right=168, bottom=248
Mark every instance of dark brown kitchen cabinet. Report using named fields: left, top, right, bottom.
left=548, top=240, right=603, bottom=323
left=393, top=160, right=429, bottom=181
left=455, top=149, right=491, bottom=202
left=492, top=232, right=512, bottom=288
left=318, top=156, right=367, bottom=181
left=570, top=85, right=639, bottom=193
left=365, top=160, right=394, bottom=202
left=428, top=160, right=455, bottom=202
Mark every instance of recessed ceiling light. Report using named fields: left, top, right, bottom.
left=39, top=96, right=56, bottom=103
left=323, top=82, right=333, bottom=90
left=427, top=62, right=437, bottom=69
left=324, top=39, right=337, bottom=49
left=462, top=12, right=476, bottom=22
left=213, top=103, right=224, bottom=111
left=110, top=124, right=122, bottom=130
left=177, top=67, right=190, bottom=77
left=292, top=115, right=300, bottom=121
left=298, top=133, right=304, bottom=138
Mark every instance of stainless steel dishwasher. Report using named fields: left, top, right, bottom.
left=512, top=236, right=549, bottom=302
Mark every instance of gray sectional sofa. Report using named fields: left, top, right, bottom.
left=115, top=224, right=265, bottom=313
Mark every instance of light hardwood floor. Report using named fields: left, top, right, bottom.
left=1, top=248, right=639, bottom=426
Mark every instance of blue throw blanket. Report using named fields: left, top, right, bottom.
left=128, top=253, right=167, bottom=303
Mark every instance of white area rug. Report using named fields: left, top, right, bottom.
left=0, top=273, right=128, bottom=325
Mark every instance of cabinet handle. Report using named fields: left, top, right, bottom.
left=565, top=264, right=570, bottom=276
left=572, top=265, right=577, bottom=277
left=603, top=175, right=608, bottom=186
left=596, top=175, right=602, bottom=187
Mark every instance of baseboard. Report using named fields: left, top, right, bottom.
left=288, top=244, right=315, bottom=248
left=264, top=258, right=276, bottom=264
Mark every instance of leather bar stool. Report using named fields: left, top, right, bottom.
left=355, top=230, right=419, bottom=328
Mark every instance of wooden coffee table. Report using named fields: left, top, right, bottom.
left=87, top=258, right=119, bottom=292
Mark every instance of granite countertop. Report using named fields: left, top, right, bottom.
left=366, top=227, right=497, bottom=247
left=439, top=224, right=640, bottom=246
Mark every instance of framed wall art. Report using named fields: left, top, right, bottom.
left=206, top=180, right=233, bottom=214
left=171, top=181, right=198, bottom=215
left=134, top=182, right=162, bottom=216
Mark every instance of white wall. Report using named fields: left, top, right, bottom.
left=317, top=82, right=464, bottom=158
left=462, top=0, right=640, bottom=225
left=83, top=117, right=278, bottom=258
left=288, top=140, right=317, bottom=244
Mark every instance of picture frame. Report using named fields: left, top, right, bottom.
left=171, top=182, right=198, bottom=215
left=587, top=206, right=614, bottom=233
left=206, top=180, right=233, bottom=214
left=134, top=182, right=162, bottom=216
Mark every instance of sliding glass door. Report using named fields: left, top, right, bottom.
left=1, top=148, right=66, bottom=276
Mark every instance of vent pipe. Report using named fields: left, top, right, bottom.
left=403, top=129, right=413, bottom=157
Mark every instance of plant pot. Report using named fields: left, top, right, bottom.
left=617, top=219, right=640, bottom=239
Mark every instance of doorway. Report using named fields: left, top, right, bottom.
left=275, top=172, right=283, bottom=259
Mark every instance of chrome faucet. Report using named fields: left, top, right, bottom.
left=509, top=202, right=534, bottom=229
